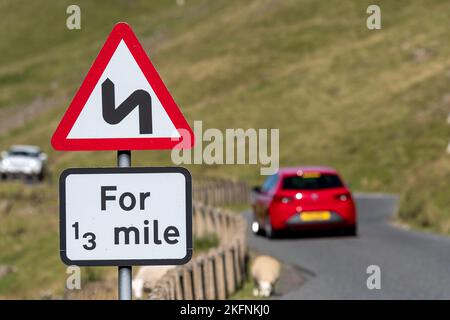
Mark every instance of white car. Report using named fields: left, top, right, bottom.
left=0, top=145, right=47, bottom=181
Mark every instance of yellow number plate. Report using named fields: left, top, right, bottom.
left=300, top=211, right=331, bottom=221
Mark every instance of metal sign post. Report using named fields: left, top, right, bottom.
left=54, top=22, right=194, bottom=302
left=117, top=150, right=132, bottom=300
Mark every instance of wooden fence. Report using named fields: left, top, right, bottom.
left=147, top=178, right=250, bottom=300
left=193, top=177, right=249, bottom=206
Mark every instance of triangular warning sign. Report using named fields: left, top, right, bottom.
left=51, top=22, right=194, bottom=151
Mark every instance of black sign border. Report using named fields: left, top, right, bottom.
left=59, top=166, right=193, bottom=266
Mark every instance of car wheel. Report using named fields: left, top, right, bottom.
left=264, top=219, right=277, bottom=239
left=341, top=225, right=357, bottom=236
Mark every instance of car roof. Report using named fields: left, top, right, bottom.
left=277, top=166, right=338, bottom=175
left=9, top=145, right=41, bottom=153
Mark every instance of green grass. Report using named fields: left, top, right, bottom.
left=228, top=276, right=257, bottom=300
left=1, top=0, right=450, bottom=298
left=221, top=203, right=251, bottom=213
left=193, top=234, right=219, bottom=253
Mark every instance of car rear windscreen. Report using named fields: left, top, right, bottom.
left=282, top=173, right=343, bottom=190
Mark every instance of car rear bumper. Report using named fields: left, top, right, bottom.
left=281, top=211, right=353, bottom=230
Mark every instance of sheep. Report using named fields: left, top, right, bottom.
left=250, top=255, right=281, bottom=297
left=132, top=265, right=175, bottom=299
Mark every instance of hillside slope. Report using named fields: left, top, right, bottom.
left=1, top=0, right=450, bottom=297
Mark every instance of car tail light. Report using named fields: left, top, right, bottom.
left=334, top=192, right=351, bottom=201
left=274, top=195, right=294, bottom=204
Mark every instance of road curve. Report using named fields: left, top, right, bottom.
left=246, top=193, right=450, bottom=299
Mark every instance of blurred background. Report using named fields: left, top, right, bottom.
left=1, top=0, right=450, bottom=299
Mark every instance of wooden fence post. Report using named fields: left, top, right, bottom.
left=182, top=266, right=194, bottom=300
left=205, top=253, right=216, bottom=300
left=232, top=242, right=242, bottom=287
left=192, top=260, right=205, bottom=300
left=167, top=275, right=176, bottom=300
left=174, top=269, right=184, bottom=300
left=224, top=246, right=236, bottom=295
left=214, top=250, right=227, bottom=300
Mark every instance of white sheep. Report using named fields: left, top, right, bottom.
left=132, top=265, right=175, bottom=299
left=251, top=255, right=281, bottom=297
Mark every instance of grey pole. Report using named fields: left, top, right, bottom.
left=118, top=150, right=132, bottom=300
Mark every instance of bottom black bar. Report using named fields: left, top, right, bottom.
left=0, top=300, right=446, bottom=319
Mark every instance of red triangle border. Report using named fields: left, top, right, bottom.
left=51, top=22, right=194, bottom=151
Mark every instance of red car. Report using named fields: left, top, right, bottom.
left=251, top=166, right=357, bottom=238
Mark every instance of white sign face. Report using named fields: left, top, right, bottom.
left=67, top=40, right=180, bottom=140
left=59, top=167, right=192, bottom=266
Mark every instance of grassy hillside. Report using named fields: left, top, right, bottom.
left=1, top=0, right=450, bottom=298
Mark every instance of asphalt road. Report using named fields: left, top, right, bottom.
left=246, top=193, right=450, bottom=299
